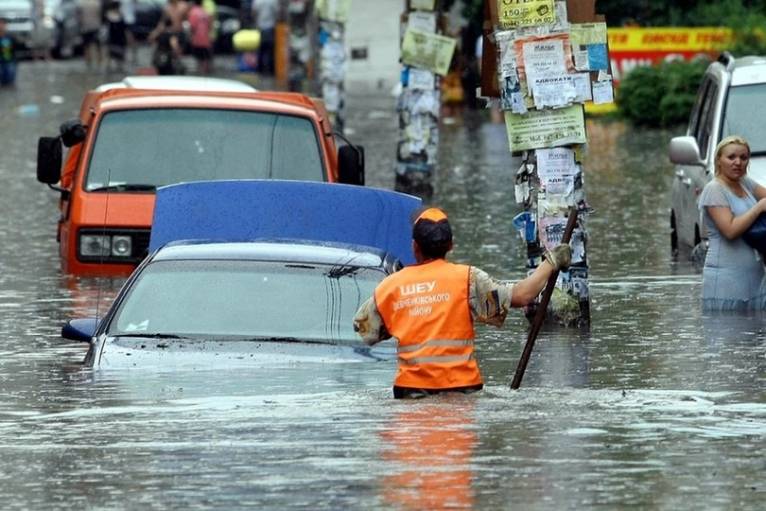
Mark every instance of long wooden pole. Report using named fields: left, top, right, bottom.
left=510, top=206, right=578, bottom=390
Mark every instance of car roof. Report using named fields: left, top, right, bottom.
left=94, top=76, right=257, bottom=93
left=151, top=239, right=396, bottom=270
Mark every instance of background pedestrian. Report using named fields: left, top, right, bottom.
left=0, top=18, right=17, bottom=86
left=251, top=0, right=276, bottom=75
left=188, top=0, right=212, bottom=74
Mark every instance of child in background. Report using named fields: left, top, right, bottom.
left=0, top=18, right=16, bottom=86
left=105, top=1, right=128, bottom=71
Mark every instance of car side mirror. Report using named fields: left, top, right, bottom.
left=59, top=119, right=87, bottom=147
left=669, top=136, right=704, bottom=166
left=37, top=136, right=62, bottom=184
left=61, top=318, right=99, bottom=343
left=338, top=144, right=365, bottom=185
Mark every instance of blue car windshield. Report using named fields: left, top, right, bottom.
left=722, top=84, right=766, bottom=154
left=107, top=259, right=383, bottom=343
left=85, top=109, right=325, bottom=191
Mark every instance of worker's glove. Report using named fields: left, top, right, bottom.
left=544, top=244, right=571, bottom=271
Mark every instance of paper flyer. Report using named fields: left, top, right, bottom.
left=536, top=147, right=576, bottom=179
left=401, top=29, right=457, bottom=76
left=514, top=33, right=574, bottom=95
left=497, top=0, right=556, bottom=29
left=570, top=23, right=608, bottom=71
left=408, top=11, right=436, bottom=33
left=538, top=215, right=566, bottom=251
left=530, top=74, right=577, bottom=109
left=505, top=105, right=586, bottom=151
left=315, top=0, right=352, bottom=22
left=408, top=68, right=435, bottom=90
left=592, top=78, right=614, bottom=104
left=410, top=0, right=435, bottom=10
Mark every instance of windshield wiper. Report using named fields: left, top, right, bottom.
left=326, top=265, right=361, bottom=279
left=244, top=336, right=329, bottom=345
left=89, top=184, right=157, bottom=192
left=112, top=332, right=189, bottom=339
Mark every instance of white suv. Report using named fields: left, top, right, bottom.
left=669, top=53, right=766, bottom=259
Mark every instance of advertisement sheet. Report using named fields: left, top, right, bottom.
left=497, top=0, right=556, bottom=29
left=401, top=29, right=457, bottom=76
left=505, top=105, right=586, bottom=151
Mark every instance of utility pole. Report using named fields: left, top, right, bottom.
left=394, top=0, right=457, bottom=197
left=481, top=0, right=613, bottom=326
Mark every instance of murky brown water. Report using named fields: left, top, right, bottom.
left=0, top=55, right=764, bottom=509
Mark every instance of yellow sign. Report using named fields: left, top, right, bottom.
left=607, top=27, right=732, bottom=52
left=505, top=105, right=586, bottom=152
left=401, top=29, right=457, bottom=76
left=497, top=0, right=556, bottom=29
left=316, top=0, right=352, bottom=22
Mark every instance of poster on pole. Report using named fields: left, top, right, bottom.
left=497, top=0, right=556, bottom=29
left=401, top=28, right=457, bottom=76
left=504, top=105, right=586, bottom=151
left=316, top=0, right=352, bottom=22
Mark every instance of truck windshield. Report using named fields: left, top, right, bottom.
left=722, top=84, right=766, bottom=154
left=85, top=109, right=325, bottom=190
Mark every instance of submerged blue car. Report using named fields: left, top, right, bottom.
left=61, top=180, right=421, bottom=368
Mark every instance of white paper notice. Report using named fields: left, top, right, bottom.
left=522, top=38, right=568, bottom=86
left=409, top=68, right=435, bottom=90
left=530, top=74, right=577, bottom=109
left=592, top=78, right=614, bottom=104
left=539, top=215, right=567, bottom=251
left=408, top=11, right=436, bottom=33
left=536, top=147, right=576, bottom=179
left=572, top=73, right=592, bottom=102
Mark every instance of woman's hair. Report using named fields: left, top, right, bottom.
left=714, top=135, right=751, bottom=175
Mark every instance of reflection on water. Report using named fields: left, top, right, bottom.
left=0, top=62, right=764, bottom=509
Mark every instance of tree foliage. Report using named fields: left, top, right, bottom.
left=617, top=59, right=708, bottom=127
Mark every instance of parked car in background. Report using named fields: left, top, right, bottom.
left=212, top=3, right=239, bottom=54
left=669, top=53, right=766, bottom=260
left=43, top=0, right=80, bottom=58
left=131, top=0, right=163, bottom=40
left=0, top=0, right=34, bottom=54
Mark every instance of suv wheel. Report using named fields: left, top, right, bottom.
left=670, top=211, right=679, bottom=259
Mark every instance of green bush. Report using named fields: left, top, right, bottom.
left=617, top=59, right=708, bottom=127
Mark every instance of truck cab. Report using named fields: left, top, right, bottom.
left=37, top=76, right=365, bottom=276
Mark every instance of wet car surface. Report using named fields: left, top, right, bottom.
left=0, top=59, right=764, bottom=509
left=65, top=240, right=400, bottom=368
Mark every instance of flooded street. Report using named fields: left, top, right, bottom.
left=1, top=57, right=764, bottom=509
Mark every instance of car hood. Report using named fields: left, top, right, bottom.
left=91, top=336, right=397, bottom=369
left=749, top=156, right=766, bottom=186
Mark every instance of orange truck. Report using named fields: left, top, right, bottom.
left=36, top=76, right=365, bottom=276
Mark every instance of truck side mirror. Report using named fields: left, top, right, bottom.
left=60, top=119, right=87, bottom=147
left=37, top=136, right=62, bottom=184
left=338, top=145, right=365, bottom=185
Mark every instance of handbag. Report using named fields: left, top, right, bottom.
left=741, top=212, right=766, bottom=255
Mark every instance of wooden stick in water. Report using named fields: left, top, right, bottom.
left=510, top=206, right=578, bottom=390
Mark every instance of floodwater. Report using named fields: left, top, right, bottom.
left=1, top=57, right=764, bottom=510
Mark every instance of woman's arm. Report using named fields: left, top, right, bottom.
left=707, top=198, right=766, bottom=240
left=753, top=182, right=766, bottom=200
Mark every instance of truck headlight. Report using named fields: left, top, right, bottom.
left=80, top=235, right=111, bottom=257
left=111, top=236, right=132, bottom=257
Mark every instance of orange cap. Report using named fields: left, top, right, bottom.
left=415, top=207, right=448, bottom=224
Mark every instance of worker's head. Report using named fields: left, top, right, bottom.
left=412, top=207, right=453, bottom=261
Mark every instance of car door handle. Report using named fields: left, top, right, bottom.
left=682, top=178, right=692, bottom=186
left=675, top=169, right=685, bottom=178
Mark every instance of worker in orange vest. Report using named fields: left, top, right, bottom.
left=353, top=207, right=571, bottom=399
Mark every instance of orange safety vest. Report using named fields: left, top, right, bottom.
left=374, top=258, right=481, bottom=390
